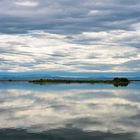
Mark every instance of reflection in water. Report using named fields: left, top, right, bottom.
left=0, top=82, right=140, bottom=140
left=113, top=82, right=129, bottom=87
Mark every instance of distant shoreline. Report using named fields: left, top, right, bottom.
left=0, top=78, right=140, bottom=87
left=29, top=78, right=131, bottom=87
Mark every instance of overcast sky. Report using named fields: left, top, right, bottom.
left=0, top=0, right=140, bottom=73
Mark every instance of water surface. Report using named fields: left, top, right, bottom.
left=0, top=82, right=140, bottom=140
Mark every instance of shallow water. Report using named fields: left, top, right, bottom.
left=0, top=82, right=140, bottom=140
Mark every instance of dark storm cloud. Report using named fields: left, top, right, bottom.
left=0, top=0, right=140, bottom=34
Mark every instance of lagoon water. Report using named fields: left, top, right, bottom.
left=0, top=82, right=140, bottom=140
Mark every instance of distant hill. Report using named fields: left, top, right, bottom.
left=0, top=71, right=140, bottom=81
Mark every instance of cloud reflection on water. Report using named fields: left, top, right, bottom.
left=0, top=83, right=140, bottom=138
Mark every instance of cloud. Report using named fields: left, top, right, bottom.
left=0, top=0, right=140, bottom=34
left=0, top=0, right=140, bottom=72
left=14, top=0, right=39, bottom=7
left=0, top=30, right=140, bottom=72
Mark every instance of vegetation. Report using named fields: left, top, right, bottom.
left=29, top=77, right=130, bottom=87
left=113, top=78, right=130, bottom=87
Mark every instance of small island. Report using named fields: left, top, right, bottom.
left=29, top=77, right=130, bottom=87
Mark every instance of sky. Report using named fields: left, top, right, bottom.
left=0, top=0, right=140, bottom=75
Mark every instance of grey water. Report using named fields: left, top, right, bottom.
left=0, top=82, right=140, bottom=140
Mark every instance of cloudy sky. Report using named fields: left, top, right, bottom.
left=0, top=0, right=140, bottom=73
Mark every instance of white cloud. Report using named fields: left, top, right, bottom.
left=0, top=30, right=140, bottom=72
left=14, top=0, right=39, bottom=7
left=88, top=10, right=101, bottom=16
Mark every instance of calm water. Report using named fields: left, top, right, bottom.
left=0, top=82, right=140, bottom=140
